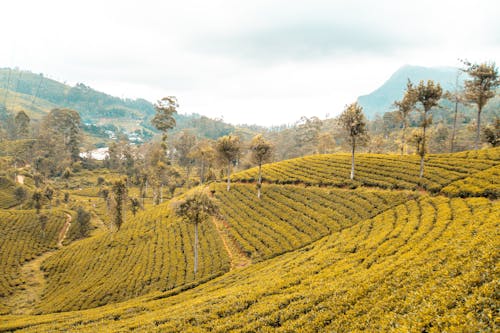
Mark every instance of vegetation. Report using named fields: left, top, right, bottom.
left=0, top=61, right=498, bottom=332
left=212, top=183, right=411, bottom=261
left=231, top=150, right=497, bottom=192
left=0, top=210, right=67, bottom=314
left=32, top=202, right=229, bottom=313
left=0, top=195, right=496, bottom=332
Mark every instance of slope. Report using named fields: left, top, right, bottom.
left=32, top=201, right=230, bottom=313
left=0, top=195, right=497, bottom=332
left=232, top=148, right=499, bottom=192
left=0, top=210, right=68, bottom=314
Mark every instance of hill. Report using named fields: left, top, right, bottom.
left=0, top=68, right=255, bottom=144
left=0, top=148, right=498, bottom=331
left=357, top=65, right=461, bottom=119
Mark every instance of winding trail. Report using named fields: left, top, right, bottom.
left=211, top=218, right=251, bottom=270
left=7, top=213, right=72, bottom=315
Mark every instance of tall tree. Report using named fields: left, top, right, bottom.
left=14, top=186, right=27, bottom=209
left=14, top=110, right=30, bottom=139
left=337, top=102, right=368, bottom=180
left=75, top=207, right=91, bottom=238
left=462, top=61, right=499, bottom=150
left=130, top=197, right=141, bottom=216
left=250, top=135, right=273, bottom=199
left=151, top=96, right=177, bottom=155
left=413, top=80, right=443, bottom=178
left=191, top=140, right=216, bottom=185
left=393, top=80, right=417, bottom=155
left=32, top=189, right=43, bottom=214
left=443, top=72, right=467, bottom=153
left=43, top=108, right=81, bottom=162
left=216, top=135, right=241, bottom=191
left=174, top=188, right=219, bottom=277
left=44, top=186, right=54, bottom=210
left=112, top=178, right=127, bottom=230
left=174, top=131, right=197, bottom=187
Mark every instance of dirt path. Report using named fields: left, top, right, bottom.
left=211, top=218, right=251, bottom=270
left=7, top=214, right=72, bottom=314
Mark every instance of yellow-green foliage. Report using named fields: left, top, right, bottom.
left=442, top=164, right=500, bottom=199
left=1, top=197, right=496, bottom=332
left=212, top=183, right=412, bottom=261
left=438, top=146, right=500, bottom=160
left=0, top=210, right=67, bottom=314
left=33, top=202, right=230, bottom=313
left=232, top=151, right=497, bottom=192
left=0, top=177, right=19, bottom=209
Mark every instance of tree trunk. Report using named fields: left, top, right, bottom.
left=194, top=222, right=198, bottom=276
left=450, top=99, right=458, bottom=153
left=420, top=114, right=427, bottom=179
left=200, top=159, right=205, bottom=184
left=350, top=139, right=355, bottom=180
left=475, top=108, right=482, bottom=150
left=160, top=184, right=163, bottom=203
left=186, top=166, right=191, bottom=188
left=401, top=121, right=406, bottom=155
left=257, top=163, right=262, bottom=199
left=226, top=162, right=231, bottom=191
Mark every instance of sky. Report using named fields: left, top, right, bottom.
left=0, top=0, right=499, bottom=126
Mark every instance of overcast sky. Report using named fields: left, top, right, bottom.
left=1, top=0, right=499, bottom=126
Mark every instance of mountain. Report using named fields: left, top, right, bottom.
left=358, top=65, right=461, bottom=119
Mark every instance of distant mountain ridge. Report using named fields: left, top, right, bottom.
left=357, top=65, right=462, bottom=119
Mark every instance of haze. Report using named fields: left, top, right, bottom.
left=1, top=0, right=499, bottom=126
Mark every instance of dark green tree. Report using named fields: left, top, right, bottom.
left=112, top=178, right=127, bottom=230
left=32, top=189, right=43, bottom=214
left=14, top=110, right=30, bottom=139
left=483, top=118, right=500, bottom=147
left=75, top=207, right=91, bottom=238
left=130, top=197, right=141, bottom=216
left=14, top=186, right=27, bottom=209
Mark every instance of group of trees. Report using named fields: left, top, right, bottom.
left=337, top=61, right=498, bottom=181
